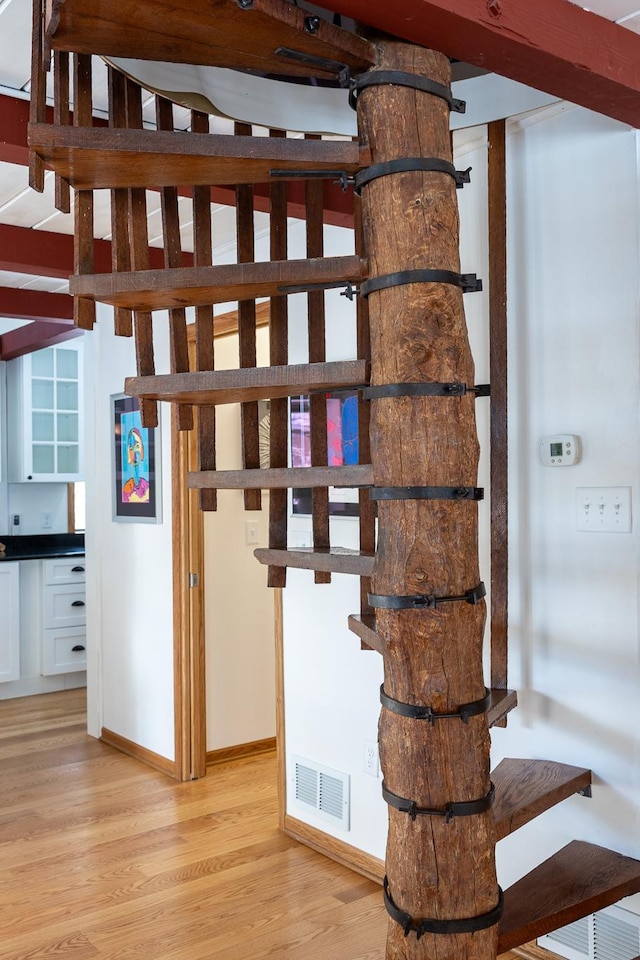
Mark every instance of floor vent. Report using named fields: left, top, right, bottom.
left=539, top=905, right=640, bottom=960
left=290, top=755, right=350, bottom=830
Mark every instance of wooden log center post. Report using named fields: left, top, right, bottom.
left=356, top=42, right=500, bottom=959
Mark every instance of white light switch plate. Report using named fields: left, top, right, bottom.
left=576, top=486, right=632, bottom=533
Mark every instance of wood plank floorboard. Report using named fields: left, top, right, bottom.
left=0, top=690, right=523, bottom=960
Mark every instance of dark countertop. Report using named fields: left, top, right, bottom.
left=0, top=533, right=85, bottom=562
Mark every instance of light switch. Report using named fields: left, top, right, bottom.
left=576, top=487, right=632, bottom=533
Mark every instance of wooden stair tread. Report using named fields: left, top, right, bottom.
left=125, top=359, right=369, bottom=406
left=486, top=689, right=518, bottom=728
left=493, top=758, right=592, bottom=842
left=254, top=547, right=375, bottom=577
left=347, top=614, right=384, bottom=654
left=188, top=464, right=373, bottom=490
left=29, top=124, right=368, bottom=190
left=498, top=840, right=640, bottom=953
left=45, top=0, right=374, bottom=81
left=345, top=617, right=518, bottom=725
left=71, top=255, right=367, bottom=311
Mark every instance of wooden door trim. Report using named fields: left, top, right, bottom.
left=173, top=301, right=270, bottom=781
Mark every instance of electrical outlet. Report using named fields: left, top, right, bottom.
left=41, top=512, right=52, bottom=530
left=245, top=520, right=259, bottom=545
left=12, top=514, right=20, bottom=528
left=363, top=739, right=379, bottom=777
left=576, top=486, right=632, bottom=533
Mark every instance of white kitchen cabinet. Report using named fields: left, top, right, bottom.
left=41, top=556, right=86, bottom=675
left=7, top=342, right=84, bottom=483
left=0, top=564, right=20, bottom=683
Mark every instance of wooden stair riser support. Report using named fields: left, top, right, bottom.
left=358, top=43, right=498, bottom=959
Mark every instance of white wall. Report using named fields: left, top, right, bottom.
left=84, top=307, right=175, bottom=757
left=493, top=104, right=640, bottom=909
left=7, top=482, right=69, bottom=534
left=204, top=325, right=276, bottom=751
left=280, top=104, right=640, bottom=911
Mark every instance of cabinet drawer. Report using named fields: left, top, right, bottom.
left=43, top=556, right=86, bottom=585
left=43, top=584, right=86, bottom=627
left=42, top=627, right=86, bottom=675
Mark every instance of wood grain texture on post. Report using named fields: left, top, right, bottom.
left=356, top=42, right=499, bottom=959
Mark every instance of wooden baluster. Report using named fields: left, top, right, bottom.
left=72, top=54, right=96, bottom=331
left=305, top=136, right=330, bottom=584
left=191, top=110, right=216, bottom=511
left=53, top=51, right=70, bottom=213
left=156, top=96, right=193, bottom=432
left=267, top=129, right=289, bottom=588
left=235, top=122, right=261, bottom=511
left=488, top=119, right=509, bottom=725
left=354, top=192, right=375, bottom=644
left=107, top=66, right=133, bottom=338
left=29, top=0, right=46, bottom=193
left=125, top=78, right=157, bottom=428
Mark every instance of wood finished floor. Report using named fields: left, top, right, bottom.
left=0, top=690, right=523, bottom=960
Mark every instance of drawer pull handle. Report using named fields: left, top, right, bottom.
left=71, top=600, right=85, bottom=607
left=72, top=645, right=86, bottom=652
left=71, top=566, right=85, bottom=573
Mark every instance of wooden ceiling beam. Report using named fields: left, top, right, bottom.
left=0, top=223, right=180, bottom=279
left=0, top=320, right=82, bottom=361
left=329, top=0, right=640, bottom=128
left=0, top=285, right=73, bottom=323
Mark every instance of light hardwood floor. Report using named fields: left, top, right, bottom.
left=0, top=690, right=524, bottom=960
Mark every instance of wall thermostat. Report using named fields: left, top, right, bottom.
left=540, top=434, right=581, bottom=466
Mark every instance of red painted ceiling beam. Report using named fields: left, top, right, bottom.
left=329, top=0, right=640, bottom=128
left=1, top=93, right=354, bottom=227
left=0, top=223, right=182, bottom=279
left=0, top=320, right=82, bottom=361
left=0, top=285, right=73, bottom=323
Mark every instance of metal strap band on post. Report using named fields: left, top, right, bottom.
left=363, top=382, right=490, bottom=400
left=370, top=486, right=484, bottom=502
left=349, top=70, right=466, bottom=114
left=382, top=781, right=495, bottom=822
left=383, top=877, right=504, bottom=939
left=361, top=269, right=482, bottom=298
left=354, top=158, right=471, bottom=194
left=369, top=582, right=486, bottom=611
left=380, top=685, right=491, bottom=724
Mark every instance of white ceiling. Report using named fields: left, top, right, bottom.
left=0, top=0, right=639, bottom=336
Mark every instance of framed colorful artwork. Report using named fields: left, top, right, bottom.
left=111, top=394, right=161, bottom=523
left=290, top=391, right=360, bottom=518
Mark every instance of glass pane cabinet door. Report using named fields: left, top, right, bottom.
left=20, top=343, right=84, bottom=482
